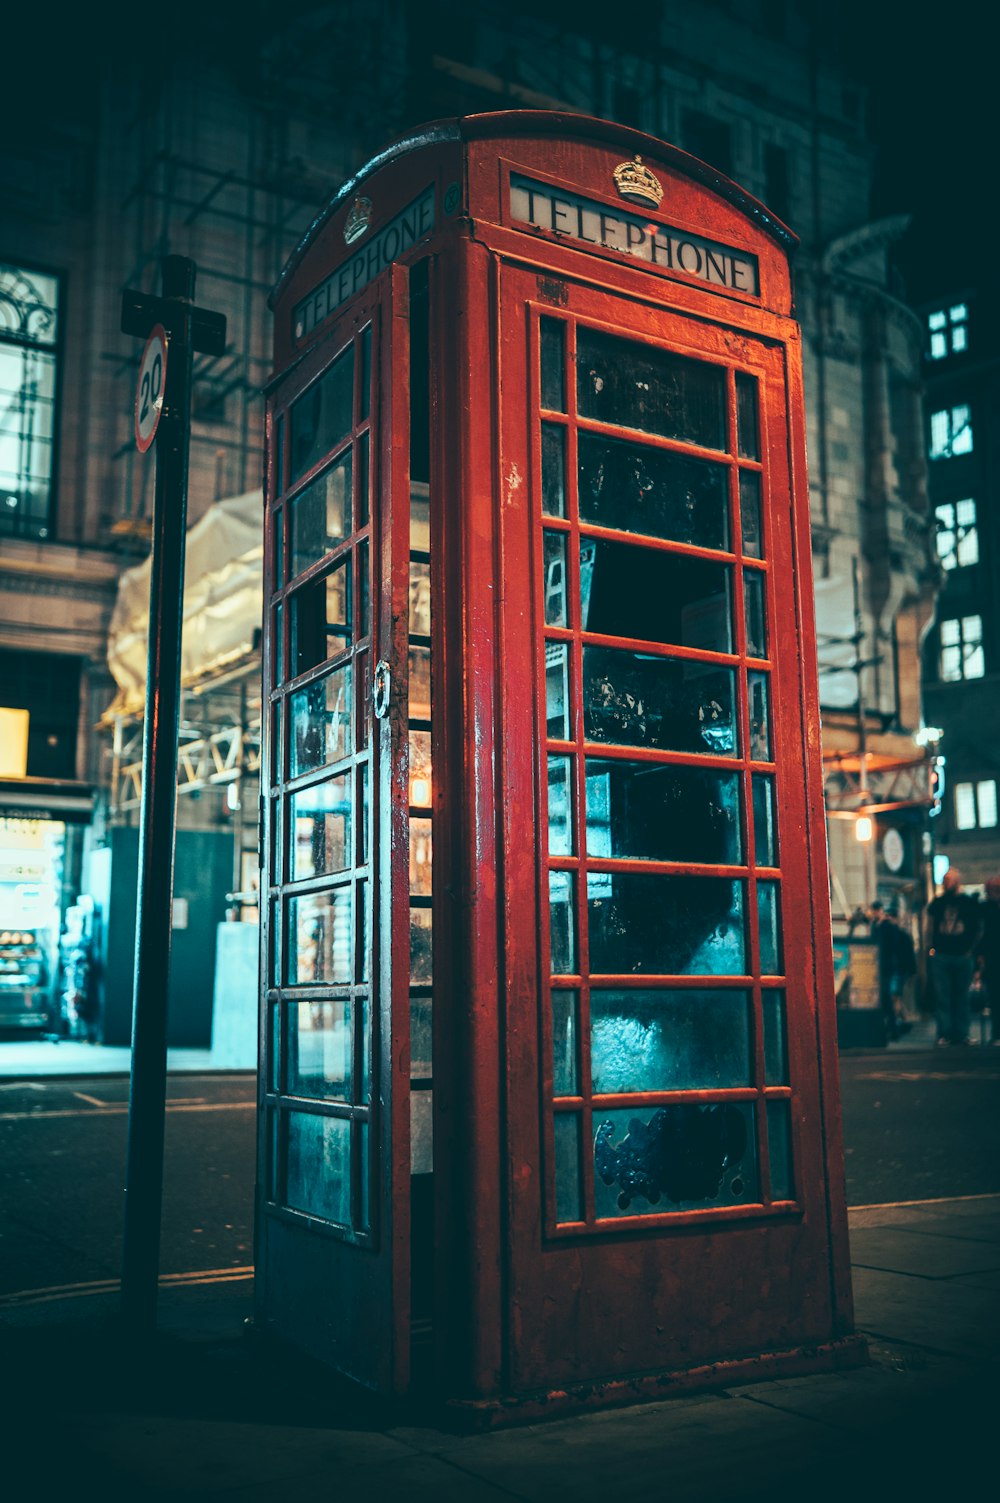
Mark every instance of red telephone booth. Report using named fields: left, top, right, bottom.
left=257, top=111, right=861, bottom=1414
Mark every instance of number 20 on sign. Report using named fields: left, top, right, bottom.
left=134, top=324, right=168, bottom=453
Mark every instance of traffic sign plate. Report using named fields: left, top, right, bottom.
left=135, top=324, right=168, bottom=452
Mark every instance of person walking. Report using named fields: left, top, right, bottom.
left=870, top=901, right=916, bottom=1041
left=976, top=875, right=1000, bottom=1044
left=926, top=869, right=982, bottom=1045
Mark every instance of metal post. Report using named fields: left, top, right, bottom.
left=121, top=255, right=196, bottom=1331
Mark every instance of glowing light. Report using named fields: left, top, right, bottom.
left=411, top=777, right=431, bottom=807
left=227, top=781, right=240, bottom=811
left=855, top=814, right=874, bottom=843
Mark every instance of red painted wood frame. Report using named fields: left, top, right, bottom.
left=255, top=265, right=412, bottom=1393
left=495, top=263, right=848, bottom=1390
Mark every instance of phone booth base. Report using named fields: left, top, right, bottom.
left=256, top=111, right=861, bottom=1413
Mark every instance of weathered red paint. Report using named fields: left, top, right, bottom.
left=258, top=111, right=860, bottom=1413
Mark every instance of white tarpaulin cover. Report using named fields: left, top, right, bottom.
left=106, top=490, right=263, bottom=714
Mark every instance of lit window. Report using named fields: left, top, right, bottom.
left=940, top=614, right=984, bottom=682
left=935, top=499, right=979, bottom=570
left=0, top=263, right=59, bottom=539
left=955, top=782, right=977, bottom=830
left=927, top=303, right=968, bottom=360
left=929, top=405, right=973, bottom=460
left=954, top=779, right=998, bottom=831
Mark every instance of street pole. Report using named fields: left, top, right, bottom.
left=120, top=255, right=196, bottom=1331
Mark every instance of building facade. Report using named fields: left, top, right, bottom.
left=920, top=292, right=1000, bottom=889
left=0, top=0, right=938, bottom=1039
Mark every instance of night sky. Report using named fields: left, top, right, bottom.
left=844, top=0, right=992, bottom=302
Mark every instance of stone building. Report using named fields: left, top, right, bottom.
left=919, top=289, right=1000, bottom=890
left=0, top=0, right=938, bottom=1040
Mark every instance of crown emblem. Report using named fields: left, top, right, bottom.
left=612, top=156, right=664, bottom=209
left=343, top=196, right=373, bottom=245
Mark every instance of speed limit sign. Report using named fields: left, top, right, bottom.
left=135, top=324, right=168, bottom=452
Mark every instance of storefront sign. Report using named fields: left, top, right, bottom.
left=293, top=187, right=436, bottom=341
left=510, top=174, right=759, bottom=296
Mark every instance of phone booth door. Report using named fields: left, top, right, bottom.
left=498, top=265, right=849, bottom=1390
left=256, top=266, right=412, bottom=1393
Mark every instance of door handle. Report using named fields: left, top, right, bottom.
left=373, top=659, right=391, bottom=719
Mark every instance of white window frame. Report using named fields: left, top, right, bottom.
left=940, top=614, right=984, bottom=682
left=929, top=404, right=973, bottom=460
left=927, top=303, right=968, bottom=360
left=935, top=498, right=979, bottom=571
left=954, top=778, right=998, bottom=831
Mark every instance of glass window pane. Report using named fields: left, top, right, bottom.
left=410, top=816, right=432, bottom=896
left=288, top=999, right=352, bottom=1099
left=358, top=1120, right=370, bottom=1231
left=546, top=642, right=572, bottom=741
left=272, top=508, right=284, bottom=588
left=411, top=484, right=430, bottom=551
left=409, top=559, right=431, bottom=636
left=290, top=773, right=351, bottom=880
left=758, top=881, right=783, bottom=975
left=411, top=1089, right=433, bottom=1175
left=580, top=538, right=732, bottom=653
left=540, top=317, right=566, bottom=412
left=359, top=993, right=371, bottom=1103
left=290, top=662, right=352, bottom=777
left=410, top=907, right=433, bottom=984
left=552, top=990, right=578, bottom=1095
left=554, top=1113, right=581, bottom=1223
left=736, top=372, right=760, bottom=459
left=269, top=1003, right=280, bottom=1092
left=409, top=645, right=431, bottom=721
left=763, top=990, right=788, bottom=1084
left=358, top=538, right=370, bottom=639
left=591, top=988, right=751, bottom=1094
left=272, top=604, right=284, bottom=685
left=549, top=871, right=576, bottom=975
left=357, top=428, right=370, bottom=527
left=955, top=782, right=976, bottom=830
left=584, top=647, right=738, bottom=757
left=411, top=994, right=432, bottom=1080
left=285, top=1111, right=351, bottom=1225
left=360, top=761, right=369, bottom=864
left=548, top=755, right=573, bottom=855
left=585, top=760, right=741, bottom=865
left=543, top=531, right=569, bottom=626
left=740, top=471, right=763, bottom=558
left=289, top=347, right=353, bottom=484
left=409, top=729, right=432, bottom=808
left=748, top=671, right=772, bottom=761
left=578, top=432, right=729, bottom=550
left=978, top=781, right=998, bottom=828
left=269, top=899, right=280, bottom=988
left=588, top=872, right=746, bottom=975
left=289, top=560, right=352, bottom=678
left=289, top=450, right=352, bottom=579
left=359, top=325, right=371, bottom=420
left=357, top=879, right=370, bottom=983
left=743, top=571, right=767, bottom=658
left=577, top=328, right=726, bottom=450
left=752, top=774, right=778, bottom=866
left=594, top=1102, right=757, bottom=1215
left=767, top=1100, right=794, bottom=1201
left=541, top=422, right=566, bottom=517
left=286, top=887, right=353, bottom=985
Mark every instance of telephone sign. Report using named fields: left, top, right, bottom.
left=134, top=324, right=168, bottom=453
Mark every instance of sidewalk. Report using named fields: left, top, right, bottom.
left=3, top=1011, right=979, bottom=1079
left=2, top=1195, right=997, bottom=1501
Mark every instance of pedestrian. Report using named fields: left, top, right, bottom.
left=926, top=869, right=983, bottom=1045
left=975, top=875, right=1000, bottom=1044
left=870, top=901, right=915, bottom=1042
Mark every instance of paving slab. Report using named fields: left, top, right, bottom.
left=848, top=1224, right=1000, bottom=1278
